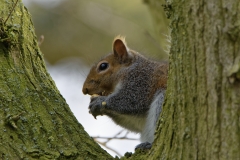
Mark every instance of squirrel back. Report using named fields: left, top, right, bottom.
left=82, top=36, right=168, bottom=149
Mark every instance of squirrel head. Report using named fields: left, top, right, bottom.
left=82, top=36, right=134, bottom=96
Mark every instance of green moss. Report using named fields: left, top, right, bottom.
left=0, top=0, right=112, bottom=159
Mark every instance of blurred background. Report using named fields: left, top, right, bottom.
left=22, top=0, right=169, bottom=157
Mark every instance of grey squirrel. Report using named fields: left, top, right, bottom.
left=82, top=36, right=168, bottom=150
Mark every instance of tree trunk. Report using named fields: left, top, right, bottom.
left=125, top=0, right=240, bottom=159
left=146, top=0, right=240, bottom=159
left=0, top=0, right=112, bottom=159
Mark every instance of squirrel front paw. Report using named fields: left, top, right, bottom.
left=89, top=96, right=107, bottom=119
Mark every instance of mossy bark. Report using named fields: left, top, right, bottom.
left=0, top=0, right=112, bottom=159
left=123, top=0, right=240, bottom=159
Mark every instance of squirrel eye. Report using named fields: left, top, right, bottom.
left=98, top=62, right=109, bottom=71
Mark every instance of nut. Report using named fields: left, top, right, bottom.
left=102, top=101, right=107, bottom=106
left=91, top=94, right=100, bottom=100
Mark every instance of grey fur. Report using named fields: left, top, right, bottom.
left=88, top=54, right=167, bottom=148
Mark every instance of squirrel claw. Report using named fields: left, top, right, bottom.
left=92, top=113, right=98, bottom=119
left=89, top=110, right=97, bottom=119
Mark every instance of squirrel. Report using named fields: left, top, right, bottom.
left=82, top=36, right=168, bottom=150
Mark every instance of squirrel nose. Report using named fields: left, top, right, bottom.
left=82, top=87, right=88, bottom=95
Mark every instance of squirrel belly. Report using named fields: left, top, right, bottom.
left=141, top=89, right=165, bottom=143
left=106, top=87, right=165, bottom=144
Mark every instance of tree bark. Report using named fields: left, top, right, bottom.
left=0, top=0, right=112, bottom=159
left=146, top=0, right=240, bottom=159
left=124, top=0, right=240, bottom=159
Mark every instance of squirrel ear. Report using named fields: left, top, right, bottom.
left=113, top=36, right=130, bottom=62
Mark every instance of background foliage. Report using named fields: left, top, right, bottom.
left=24, top=0, right=168, bottom=65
